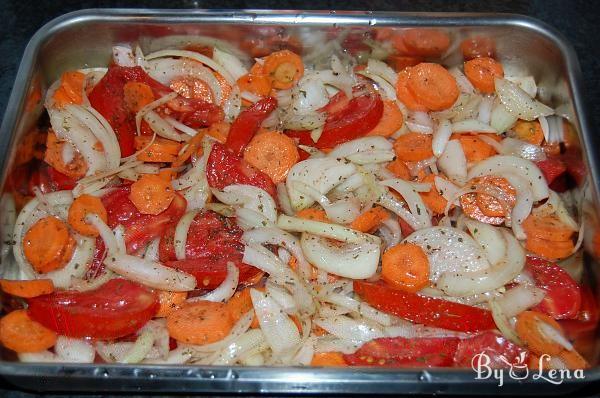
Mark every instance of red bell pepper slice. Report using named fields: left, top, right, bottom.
left=225, top=97, right=278, bottom=156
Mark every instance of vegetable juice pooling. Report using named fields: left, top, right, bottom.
left=0, top=28, right=594, bottom=370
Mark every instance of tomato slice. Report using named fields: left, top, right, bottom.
left=560, top=286, right=599, bottom=337
left=166, top=257, right=262, bottom=290
left=225, top=97, right=278, bottom=156
left=206, top=142, right=276, bottom=198
left=102, top=185, right=187, bottom=254
left=344, top=337, right=459, bottom=367
left=165, top=97, right=224, bottom=129
left=454, top=331, right=529, bottom=368
left=27, top=279, right=159, bottom=339
left=354, top=281, right=496, bottom=332
left=526, top=256, right=582, bottom=319
left=535, top=157, right=567, bottom=187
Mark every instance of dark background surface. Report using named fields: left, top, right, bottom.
left=0, top=0, right=599, bottom=396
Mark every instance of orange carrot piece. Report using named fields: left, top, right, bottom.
left=523, top=214, right=575, bottom=242
left=402, top=28, right=451, bottom=58
left=407, top=63, right=459, bottom=111
left=172, top=131, right=205, bottom=167
left=44, top=131, right=88, bottom=179
left=0, top=310, right=57, bottom=353
left=367, top=100, right=404, bottom=137
left=419, top=174, right=448, bottom=215
left=460, top=193, right=505, bottom=226
left=0, top=279, right=54, bottom=298
left=558, top=349, right=590, bottom=370
left=123, top=82, right=155, bottom=112
left=350, top=207, right=390, bottom=233
left=386, top=158, right=411, bottom=180
left=464, top=57, right=504, bottom=94
left=129, top=174, right=176, bottom=215
left=386, top=55, right=423, bottom=72
left=460, top=36, right=496, bottom=60
left=170, top=77, right=213, bottom=103
left=525, top=236, right=574, bottom=261
left=206, top=121, right=230, bottom=144
left=226, top=288, right=255, bottom=324
left=311, top=352, right=348, bottom=367
left=393, top=132, right=434, bottom=162
left=52, top=71, right=85, bottom=108
left=68, top=194, right=108, bottom=237
left=23, top=217, right=75, bottom=274
left=458, top=134, right=498, bottom=163
left=472, top=176, right=516, bottom=218
left=135, top=136, right=182, bottom=163
left=166, top=301, right=234, bottom=345
left=512, top=120, right=544, bottom=146
left=381, top=242, right=430, bottom=293
left=296, top=208, right=329, bottom=222
left=156, top=291, right=188, bottom=318
left=263, top=50, right=304, bottom=90
left=237, top=73, right=272, bottom=98
left=243, top=130, right=299, bottom=183
left=396, top=68, right=428, bottom=112
left=516, top=311, right=565, bottom=356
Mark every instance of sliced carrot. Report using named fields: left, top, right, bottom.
left=367, top=100, right=404, bottom=137
left=172, top=131, right=205, bottom=167
left=395, top=68, right=428, bottom=112
left=525, top=236, right=574, bottom=261
left=512, top=120, right=544, bottom=146
left=407, top=63, right=459, bottom=111
left=158, top=169, right=178, bottom=181
left=386, top=158, right=411, bottom=180
left=184, top=44, right=214, bottom=58
left=243, top=131, right=299, bottom=183
left=401, top=29, right=451, bottom=58
left=44, top=131, right=88, bottom=179
left=206, top=121, right=230, bottom=144
left=156, top=291, right=188, bottom=318
left=170, top=77, right=213, bottom=103
left=311, top=352, right=347, bottom=367
left=129, top=174, right=176, bottom=215
left=460, top=36, right=496, bottom=60
left=214, top=73, right=233, bottom=106
left=123, top=82, right=155, bottom=112
left=386, top=55, right=423, bottom=72
left=52, top=71, right=85, bottom=108
left=263, top=50, right=304, bottom=90
left=0, top=279, right=54, bottom=298
left=350, top=207, right=389, bottom=233
left=419, top=174, right=448, bottom=215
left=464, top=57, right=504, bottom=94
left=135, top=136, right=182, bottom=163
left=516, top=311, right=565, bottom=356
left=0, top=310, right=57, bottom=353
left=381, top=242, right=430, bottom=293
left=295, top=208, right=329, bottom=222
left=237, top=73, right=272, bottom=98
left=393, top=132, right=434, bottom=162
left=558, top=349, right=590, bottom=370
left=226, top=288, right=254, bottom=324
left=23, top=217, right=75, bottom=274
left=460, top=193, right=505, bottom=226
left=471, top=176, right=516, bottom=218
left=68, top=194, right=108, bottom=237
left=458, top=134, right=498, bottom=163
left=166, top=301, right=234, bottom=345
left=523, top=214, right=575, bottom=242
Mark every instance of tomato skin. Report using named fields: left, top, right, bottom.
left=354, top=281, right=496, bottom=332
left=166, top=97, right=224, bottom=129
left=225, top=97, right=278, bottom=156
left=344, top=337, right=459, bottom=367
left=454, top=331, right=529, bottom=368
left=526, top=256, right=581, bottom=319
left=560, top=286, right=599, bottom=337
left=206, top=143, right=276, bottom=198
left=166, top=257, right=262, bottom=290
left=535, top=157, right=567, bottom=187
left=27, top=279, right=159, bottom=339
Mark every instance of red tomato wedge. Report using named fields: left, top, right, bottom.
left=344, top=337, right=459, bottom=367
left=354, top=281, right=496, bottom=332
left=27, top=279, right=159, bottom=339
left=166, top=96, right=225, bottom=129
left=29, top=162, right=77, bottom=194
left=454, top=331, right=529, bottom=368
left=225, top=97, right=278, bottom=156
left=560, top=286, right=599, bottom=337
left=526, top=256, right=582, bottom=319
left=206, top=142, right=276, bottom=198
left=535, top=157, right=567, bottom=187
left=166, top=257, right=262, bottom=290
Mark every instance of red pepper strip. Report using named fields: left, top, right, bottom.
left=535, top=157, right=567, bottom=186
left=225, top=97, right=277, bottom=156
left=354, top=281, right=496, bottom=332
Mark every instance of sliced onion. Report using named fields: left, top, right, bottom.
left=538, top=322, right=573, bottom=351
left=165, top=117, right=201, bottom=137
left=380, top=179, right=431, bottom=229
left=144, top=238, right=160, bottom=262
left=212, top=184, right=276, bottom=224
left=357, top=71, right=397, bottom=100
left=55, top=336, right=96, bottom=363
left=303, top=69, right=354, bottom=98
left=174, top=210, right=199, bottom=260
left=478, top=95, right=495, bottom=124
left=434, top=176, right=460, bottom=204
left=145, top=49, right=235, bottom=84
left=503, top=173, right=534, bottom=240
left=463, top=219, right=506, bottom=265
left=495, top=77, right=553, bottom=121
left=495, top=284, right=546, bottom=318
left=490, top=101, right=519, bottom=133
left=191, top=261, right=238, bottom=303
left=438, top=139, right=467, bottom=185
left=223, top=86, right=242, bottom=122
left=292, top=78, right=329, bottom=113
left=450, top=67, right=475, bottom=95
left=505, top=75, right=537, bottom=98
left=277, top=214, right=370, bottom=244
left=451, top=119, right=496, bottom=134
left=280, top=110, right=326, bottom=131
left=432, top=119, right=452, bottom=157
left=112, top=45, right=135, bottom=67
left=366, top=59, right=397, bottom=86
left=539, top=115, right=550, bottom=143
left=377, top=191, right=422, bottom=231
left=323, top=292, right=393, bottom=326
left=406, top=111, right=434, bottom=134
left=144, top=110, right=188, bottom=142
left=489, top=299, right=522, bottom=345
left=277, top=183, right=294, bottom=216
left=328, top=136, right=394, bottom=162
left=314, top=315, right=384, bottom=342
left=266, top=282, right=298, bottom=314
left=172, top=154, right=207, bottom=191
left=212, top=329, right=266, bottom=365
left=499, top=137, right=547, bottom=162
left=378, top=217, right=402, bottom=248
left=212, top=47, right=248, bottom=82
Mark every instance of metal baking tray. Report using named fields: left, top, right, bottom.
left=0, top=9, right=598, bottom=395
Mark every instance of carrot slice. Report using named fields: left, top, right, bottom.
left=295, top=208, right=329, bottom=222
left=172, top=131, right=205, bottom=167
left=458, top=134, right=498, bottom=163
left=386, top=158, right=411, bottom=180
left=472, top=176, right=516, bottom=218
left=407, top=63, right=459, bottom=111
left=525, top=236, right=574, bottom=261
left=393, top=132, right=434, bottom=162
left=166, top=301, right=234, bottom=345
left=135, top=136, right=182, bottom=163
left=243, top=130, right=299, bottom=183
left=402, top=29, right=451, bottom=58
left=386, top=55, right=423, bottom=72
left=226, top=288, right=254, bottom=324
left=156, top=291, right=188, bottom=318
left=523, top=214, right=575, bottom=242
left=367, top=100, right=404, bottom=137
left=311, top=352, right=348, bottom=367
left=0, top=279, right=54, bottom=298
left=350, top=207, right=390, bottom=233
left=206, top=121, right=230, bottom=144
left=460, top=36, right=496, bottom=60
left=68, top=194, right=108, bottom=237
left=23, top=216, right=75, bottom=274
left=52, top=71, right=85, bottom=108
left=419, top=174, right=448, bottom=215
left=460, top=193, right=505, bottom=226
left=123, top=82, right=155, bottom=112
left=237, top=73, right=272, bottom=98
left=381, top=242, right=430, bottom=293
left=516, top=311, right=565, bottom=356
left=0, top=309, right=57, bottom=353
left=170, top=77, right=213, bottom=103
left=129, top=174, right=176, bottom=215
left=44, top=131, right=88, bottom=179
left=263, top=50, right=304, bottom=90
left=512, top=120, right=544, bottom=146
left=395, top=68, right=428, bottom=112
left=464, top=57, right=504, bottom=94
left=558, top=349, right=590, bottom=370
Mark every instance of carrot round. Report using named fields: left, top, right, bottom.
left=263, top=50, right=304, bottom=90
left=129, top=174, right=176, bottom=215
left=295, top=208, right=329, bottom=222
left=512, top=120, right=544, bottom=146
left=156, top=291, right=188, bottom=318
left=367, top=100, right=404, bottom=138
left=458, top=134, right=498, bottom=163
left=243, top=130, right=299, bottom=183
left=206, top=121, right=230, bottom=144
left=472, top=176, right=516, bottom=218
left=167, top=301, right=234, bottom=345
left=460, top=36, right=496, bottom=60
left=226, top=288, right=254, bottom=324
left=381, top=242, right=430, bottom=293
left=525, top=236, right=574, bottom=261
left=52, top=71, right=85, bottom=108
left=516, top=311, right=565, bottom=356
left=0, top=279, right=54, bottom=298
left=350, top=207, right=390, bottom=233
left=386, top=158, right=411, bottom=180
left=407, top=63, right=459, bottom=111
left=393, top=132, right=434, bottom=162
left=23, top=216, right=76, bottom=274
left=68, top=194, right=108, bottom=237
left=123, top=81, right=155, bottom=112
left=135, top=136, right=182, bottom=163
left=464, top=57, right=504, bottom=94
left=170, top=77, right=213, bottom=103
left=0, top=310, right=57, bottom=353
left=395, top=68, right=428, bottom=112
left=523, top=214, right=575, bottom=242
left=460, top=193, right=505, bottom=226
left=311, top=352, right=348, bottom=367
left=402, top=28, right=451, bottom=58
left=558, top=349, right=589, bottom=370
left=386, top=55, right=423, bottom=72
left=44, top=131, right=88, bottom=179
left=420, top=174, right=448, bottom=215
left=237, top=73, right=272, bottom=98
